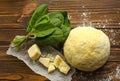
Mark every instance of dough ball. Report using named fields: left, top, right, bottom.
left=64, top=27, right=110, bottom=71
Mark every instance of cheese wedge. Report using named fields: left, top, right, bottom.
left=54, top=55, right=62, bottom=68
left=39, top=57, right=50, bottom=68
left=48, top=63, right=56, bottom=73
left=54, top=55, right=70, bottom=74
left=39, top=57, right=56, bottom=73
left=28, top=44, right=41, bottom=60
left=58, top=61, right=70, bottom=74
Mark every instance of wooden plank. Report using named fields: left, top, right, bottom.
left=108, top=50, right=120, bottom=61
left=0, top=15, right=20, bottom=24
left=0, top=57, right=119, bottom=81
left=0, top=28, right=119, bottom=46
left=0, top=23, right=25, bottom=29
left=0, top=13, right=120, bottom=29
left=0, top=0, right=119, bottom=29
left=0, top=73, right=48, bottom=81
left=0, top=46, right=120, bottom=62
left=0, top=0, right=26, bottom=7
left=72, top=62, right=120, bottom=81
left=0, top=29, right=26, bottom=42
left=0, top=46, right=120, bottom=81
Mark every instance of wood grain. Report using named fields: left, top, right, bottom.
left=0, top=0, right=120, bottom=81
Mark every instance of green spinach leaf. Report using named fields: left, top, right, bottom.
left=12, top=4, right=71, bottom=50
left=49, top=17, right=62, bottom=27
left=48, top=11, right=64, bottom=25
left=27, top=4, right=48, bottom=32
left=31, top=23, right=56, bottom=37
left=12, top=36, right=26, bottom=45
left=35, top=27, right=64, bottom=46
left=35, top=15, right=49, bottom=24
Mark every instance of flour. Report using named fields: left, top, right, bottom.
left=99, top=66, right=120, bottom=81
left=115, top=66, right=120, bottom=79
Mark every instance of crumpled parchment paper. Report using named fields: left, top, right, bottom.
left=6, top=36, right=75, bottom=81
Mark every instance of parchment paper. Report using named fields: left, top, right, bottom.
left=6, top=36, right=75, bottom=81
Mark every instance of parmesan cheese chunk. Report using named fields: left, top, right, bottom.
left=54, top=55, right=70, bottom=74
left=39, top=57, right=56, bottom=73
left=48, top=63, right=56, bottom=73
left=28, top=44, right=41, bottom=60
left=54, top=55, right=62, bottom=68
left=39, top=57, right=50, bottom=68
left=58, top=61, right=70, bottom=74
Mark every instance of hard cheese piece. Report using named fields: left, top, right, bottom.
left=39, top=57, right=50, bottom=68
left=54, top=55, right=70, bottom=74
left=58, top=61, right=70, bottom=74
left=39, top=57, right=56, bottom=73
left=54, top=55, right=62, bottom=68
left=28, top=44, right=41, bottom=60
left=48, top=63, right=56, bottom=73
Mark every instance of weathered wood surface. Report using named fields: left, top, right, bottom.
left=0, top=0, right=120, bottom=81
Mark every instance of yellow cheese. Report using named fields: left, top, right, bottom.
left=39, top=57, right=56, bottom=73
left=58, top=61, right=70, bottom=74
left=39, top=57, right=50, bottom=68
left=54, top=55, right=62, bottom=68
left=28, top=44, right=41, bottom=60
left=54, top=55, right=70, bottom=74
left=48, top=63, right=56, bottom=73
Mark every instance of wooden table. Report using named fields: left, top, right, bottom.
left=0, top=0, right=120, bottom=81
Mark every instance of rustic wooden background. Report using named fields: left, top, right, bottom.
left=0, top=0, right=120, bottom=81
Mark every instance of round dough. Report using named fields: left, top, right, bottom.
left=64, top=27, right=110, bottom=71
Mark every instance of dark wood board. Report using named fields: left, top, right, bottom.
left=0, top=0, right=120, bottom=81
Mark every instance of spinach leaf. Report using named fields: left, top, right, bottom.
left=35, top=15, right=50, bottom=25
left=12, top=36, right=26, bottom=45
left=59, top=11, right=71, bottom=42
left=34, top=10, right=71, bottom=45
left=27, top=4, right=48, bottom=32
left=47, top=10, right=71, bottom=43
left=31, top=23, right=56, bottom=37
left=12, top=4, right=71, bottom=50
left=61, top=24, right=71, bottom=42
left=35, top=27, right=64, bottom=46
left=12, top=36, right=26, bottom=50
left=48, top=11, right=64, bottom=25
left=49, top=17, right=62, bottom=27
